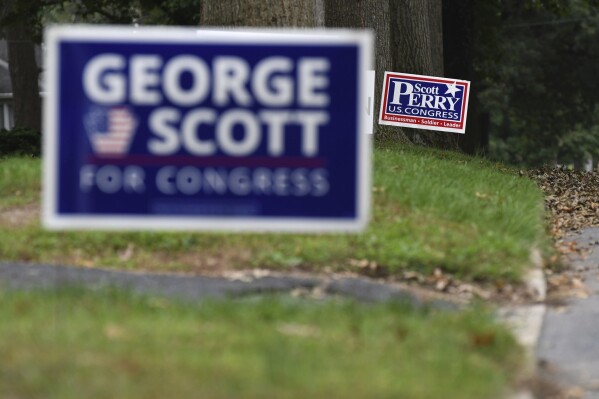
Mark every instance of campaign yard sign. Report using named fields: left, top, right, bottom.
left=378, top=72, right=470, bottom=134
left=44, top=26, right=372, bottom=232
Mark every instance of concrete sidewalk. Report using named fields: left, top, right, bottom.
left=538, top=227, right=599, bottom=398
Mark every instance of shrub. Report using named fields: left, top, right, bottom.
left=0, top=128, right=41, bottom=157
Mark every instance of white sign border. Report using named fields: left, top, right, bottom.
left=378, top=71, right=470, bottom=134
left=43, top=25, right=373, bottom=232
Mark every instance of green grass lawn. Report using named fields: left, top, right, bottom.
left=0, top=156, right=40, bottom=208
left=0, top=287, right=521, bottom=399
left=0, top=142, right=542, bottom=398
left=0, top=140, right=547, bottom=282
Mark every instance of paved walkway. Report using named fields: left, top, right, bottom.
left=538, top=227, right=599, bottom=398
left=0, top=262, right=455, bottom=309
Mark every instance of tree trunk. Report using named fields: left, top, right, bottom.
left=313, top=0, right=325, bottom=27
left=443, top=0, right=487, bottom=155
left=5, top=22, right=41, bottom=132
left=324, top=0, right=408, bottom=141
left=428, top=0, right=444, bottom=75
left=391, top=0, right=459, bottom=150
left=201, top=0, right=317, bottom=27
left=391, top=1, right=436, bottom=75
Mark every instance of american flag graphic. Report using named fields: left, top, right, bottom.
left=84, top=106, right=138, bottom=157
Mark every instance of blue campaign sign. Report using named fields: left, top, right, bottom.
left=43, top=26, right=372, bottom=231
left=379, top=72, right=470, bottom=134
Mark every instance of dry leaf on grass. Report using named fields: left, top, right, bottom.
left=276, top=323, right=320, bottom=338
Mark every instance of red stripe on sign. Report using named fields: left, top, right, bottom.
left=110, top=118, right=133, bottom=124
left=105, top=132, right=132, bottom=138
left=110, top=117, right=133, bottom=122
left=95, top=145, right=127, bottom=151
left=110, top=124, right=134, bottom=130
left=94, top=144, right=129, bottom=150
left=86, top=155, right=328, bottom=168
left=95, top=149, right=127, bottom=155
left=96, top=143, right=126, bottom=149
left=93, top=135, right=129, bottom=141
left=93, top=142, right=128, bottom=148
left=109, top=128, right=134, bottom=134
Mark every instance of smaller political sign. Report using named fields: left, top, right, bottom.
left=378, top=72, right=470, bottom=134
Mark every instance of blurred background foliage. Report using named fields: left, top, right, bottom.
left=2, top=0, right=599, bottom=167
left=476, top=0, right=599, bottom=167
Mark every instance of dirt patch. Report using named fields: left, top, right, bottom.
left=142, top=248, right=255, bottom=276
left=0, top=203, right=39, bottom=228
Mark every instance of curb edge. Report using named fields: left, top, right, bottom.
left=501, top=248, right=547, bottom=399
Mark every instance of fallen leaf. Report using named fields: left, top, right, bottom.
left=349, top=258, right=380, bottom=273
left=103, top=324, right=127, bottom=340
left=118, top=243, right=134, bottom=261
left=277, top=323, right=320, bottom=338
left=470, top=331, right=495, bottom=347
left=526, top=167, right=599, bottom=240
left=402, top=271, right=424, bottom=282
left=571, top=277, right=585, bottom=289
left=563, top=386, right=585, bottom=399
left=435, top=279, right=450, bottom=291
left=223, top=271, right=253, bottom=282
left=251, top=269, right=270, bottom=279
